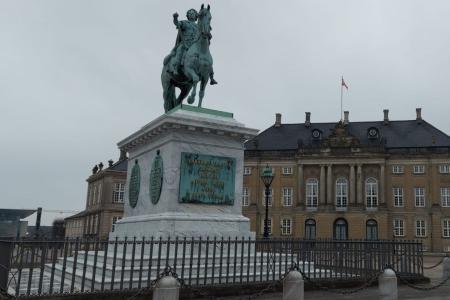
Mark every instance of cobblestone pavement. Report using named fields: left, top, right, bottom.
left=208, top=256, right=450, bottom=300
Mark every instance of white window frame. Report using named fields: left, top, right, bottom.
left=413, top=165, right=425, bottom=174
left=366, top=178, right=378, bottom=208
left=261, top=218, right=272, bottom=235
left=335, top=178, right=348, bottom=208
left=415, top=219, right=426, bottom=237
left=393, top=187, right=404, bottom=207
left=392, top=165, right=404, bottom=174
left=243, top=167, right=252, bottom=176
left=441, top=188, right=450, bottom=207
left=414, top=187, right=426, bottom=207
left=306, top=178, right=319, bottom=209
left=439, top=165, right=450, bottom=174
left=281, top=218, right=292, bottom=235
left=443, top=219, right=450, bottom=238
left=262, top=188, right=273, bottom=207
left=242, top=187, right=250, bottom=206
left=393, top=219, right=405, bottom=237
left=282, top=167, right=293, bottom=175
left=113, top=182, right=125, bottom=203
left=282, top=187, right=293, bottom=206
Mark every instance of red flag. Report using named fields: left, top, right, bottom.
left=341, top=77, right=348, bottom=90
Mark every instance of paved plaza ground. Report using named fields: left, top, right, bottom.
left=206, top=256, right=450, bottom=300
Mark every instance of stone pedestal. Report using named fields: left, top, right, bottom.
left=110, top=105, right=259, bottom=240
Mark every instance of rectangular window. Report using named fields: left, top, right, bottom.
left=261, top=218, right=272, bottom=235
left=393, top=187, right=404, bottom=207
left=413, top=165, right=425, bottom=174
left=113, top=183, right=125, bottom=203
left=242, top=187, right=250, bottom=206
left=336, top=179, right=348, bottom=208
left=306, top=179, right=319, bottom=208
left=443, top=220, right=450, bottom=238
left=262, top=188, right=273, bottom=206
left=282, top=187, right=293, bottom=206
left=416, top=219, right=426, bottom=237
left=414, top=187, right=425, bottom=207
left=392, top=165, right=404, bottom=174
left=281, top=218, right=292, bottom=235
left=393, top=219, right=405, bottom=237
left=90, top=186, right=96, bottom=205
left=244, top=167, right=252, bottom=175
left=439, top=165, right=450, bottom=174
left=441, top=188, right=450, bottom=207
left=111, top=216, right=122, bottom=233
left=282, top=167, right=293, bottom=175
left=97, top=183, right=102, bottom=204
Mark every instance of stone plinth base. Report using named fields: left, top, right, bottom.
left=110, top=212, right=254, bottom=240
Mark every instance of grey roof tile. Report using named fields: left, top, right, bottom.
left=245, top=120, right=450, bottom=151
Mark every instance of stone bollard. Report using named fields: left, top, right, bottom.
left=443, top=257, right=450, bottom=280
left=283, top=270, right=304, bottom=300
left=378, top=268, right=397, bottom=300
left=153, top=275, right=180, bottom=300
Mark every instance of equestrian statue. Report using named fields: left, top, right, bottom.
left=161, top=4, right=217, bottom=113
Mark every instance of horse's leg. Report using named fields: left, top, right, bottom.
left=198, top=77, right=208, bottom=108
left=176, top=84, right=192, bottom=106
left=184, top=67, right=199, bottom=104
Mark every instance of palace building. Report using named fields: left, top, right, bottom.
left=64, top=151, right=127, bottom=239
left=242, top=108, right=450, bottom=252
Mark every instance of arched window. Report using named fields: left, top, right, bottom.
left=366, top=219, right=378, bottom=240
left=366, top=177, right=378, bottom=208
left=306, top=178, right=319, bottom=208
left=305, top=219, right=316, bottom=240
left=335, top=178, right=348, bottom=208
left=334, top=218, right=348, bottom=240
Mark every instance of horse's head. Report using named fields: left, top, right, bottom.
left=198, top=4, right=212, bottom=37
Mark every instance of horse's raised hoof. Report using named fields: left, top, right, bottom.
left=187, top=96, right=195, bottom=104
left=210, top=79, right=218, bottom=85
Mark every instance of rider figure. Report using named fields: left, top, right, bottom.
left=171, top=9, right=217, bottom=85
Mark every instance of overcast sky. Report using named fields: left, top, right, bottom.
left=1, top=1, right=450, bottom=225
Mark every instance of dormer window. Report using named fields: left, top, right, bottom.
left=312, top=129, right=322, bottom=140
left=368, top=127, right=379, bottom=139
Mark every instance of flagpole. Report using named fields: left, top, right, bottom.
left=340, top=76, right=343, bottom=121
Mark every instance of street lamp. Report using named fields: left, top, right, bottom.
left=260, top=165, right=274, bottom=239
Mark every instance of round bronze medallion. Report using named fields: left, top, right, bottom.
left=150, top=150, right=164, bottom=204
left=129, top=160, right=141, bottom=208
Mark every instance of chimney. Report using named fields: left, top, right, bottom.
left=344, top=111, right=349, bottom=125
left=416, top=108, right=422, bottom=122
left=305, top=112, right=311, bottom=127
left=274, top=113, right=281, bottom=127
left=119, top=149, right=127, bottom=161
left=383, top=109, right=389, bottom=125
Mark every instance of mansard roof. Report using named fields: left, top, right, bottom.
left=245, top=120, right=450, bottom=151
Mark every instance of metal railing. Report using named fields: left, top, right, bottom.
left=0, top=237, right=423, bottom=298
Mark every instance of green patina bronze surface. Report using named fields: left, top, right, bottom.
left=161, top=4, right=217, bottom=112
left=169, top=104, right=233, bottom=118
left=129, top=160, right=141, bottom=208
left=179, top=152, right=235, bottom=205
left=149, top=150, right=164, bottom=204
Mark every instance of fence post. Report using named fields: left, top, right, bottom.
left=283, top=270, right=303, bottom=300
left=0, top=240, right=13, bottom=293
left=443, top=257, right=450, bottom=280
left=378, top=268, right=397, bottom=300
left=153, top=275, right=180, bottom=300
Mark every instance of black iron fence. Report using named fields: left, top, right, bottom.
left=0, top=237, right=423, bottom=298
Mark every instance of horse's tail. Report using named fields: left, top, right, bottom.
left=161, top=66, right=176, bottom=112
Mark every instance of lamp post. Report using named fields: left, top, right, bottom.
left=260, top=165, right=274, bottom=239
